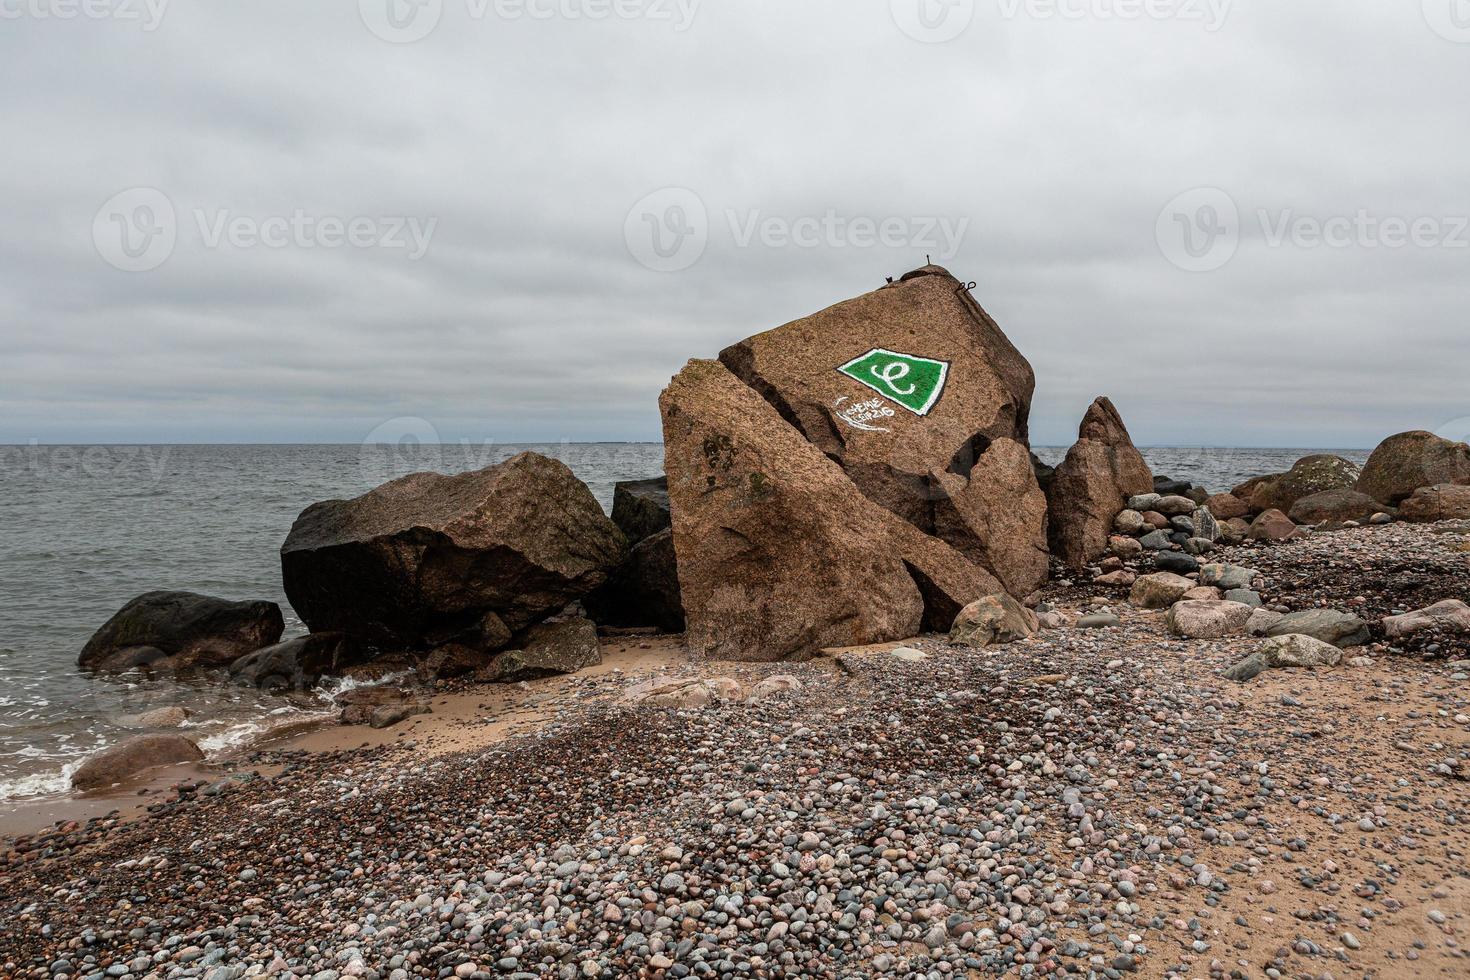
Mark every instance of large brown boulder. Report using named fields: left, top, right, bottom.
left=661, top=359, right=1003, bottom=662
left=931, top=438, right=1048, bottom=595
left=280, top=452, right=627, bottom=651
left=78, top=592, right=284, bottom=673
left=717, top=265, right=1046, bottom=596
left=1399, top=484, right=1470, bottom=522
left=72, top=734, right=204, bottom=791
left=1048, top=397, right=1154, bottom=568
left=1287, top=488, right=1386, bottom=525
left=1357, top=431, right=1470, bottom=505
left=1245, top=455, right=1362, bottom=514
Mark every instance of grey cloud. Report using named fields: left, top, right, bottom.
left=0, top=0, right=1466, bottom=447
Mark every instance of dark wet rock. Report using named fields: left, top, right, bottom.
left=1154, top=551, right=1200, bottom=575
left=280, top=452, right=627, bottom=650
left=417, top=642, right=493, bottom=681
left=610, top=477, right=671, bottom=545
left=583, top=528, right=684, bottom=633
left=484, top=617, right=603, bottom=682
left=1222, top=651, right=1268, bottom=682
left=79, top=591, right=284, bottom=674
left=1153, top=476, right=1191, bottom=496
left=229, top=632, right=368, bottom=691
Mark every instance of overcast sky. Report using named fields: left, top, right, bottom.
left=1, top=0, right=1466, bottom=448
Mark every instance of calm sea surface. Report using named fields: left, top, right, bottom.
left=0, top=443, right=1367, bottom=801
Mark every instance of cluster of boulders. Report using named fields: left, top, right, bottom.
left=68, top=265, right=1470, bottom=789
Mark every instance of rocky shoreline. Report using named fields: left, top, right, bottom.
left=1, top=521, right=1467, bottom=978
left=4, top=264, right=1469, bottom=977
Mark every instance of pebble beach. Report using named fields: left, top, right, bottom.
left=3, top=522, right=1467, bottom=980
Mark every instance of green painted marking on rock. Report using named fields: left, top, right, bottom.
left=836, top=348, right=949, bottom=417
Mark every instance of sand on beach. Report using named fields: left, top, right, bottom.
left=1, top=522, right=1467, bottom=978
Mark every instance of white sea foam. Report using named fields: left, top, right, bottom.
left=0, top=760, right=81, bottom=802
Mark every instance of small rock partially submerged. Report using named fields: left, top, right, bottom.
left=133, top=706, right=191, bottom=728
left=71, top=734, right=205, bottom=791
